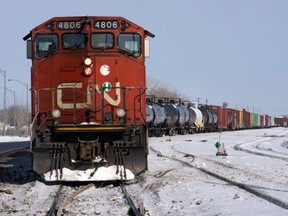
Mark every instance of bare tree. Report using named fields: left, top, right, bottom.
left=146, top=77, right=189, bottom=99
left=0, top=105, right=29, bottom=136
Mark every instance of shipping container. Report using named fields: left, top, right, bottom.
left=237, top=109, right=244, bottom=129
left=274, top=117, right=283, bottom=127
left=243, top=110, right=251, bottom=129
left=260, top=115, right=264, bottom=127
left=251, top=113, right=260, bottom=128
left=283, top=117, right=288, bottom=127
left=227, top=108, right=237, bottom=130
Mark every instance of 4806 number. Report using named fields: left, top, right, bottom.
left=94, top=20, right=119, bottom=29
left=57, top=21, right=82, bottom=30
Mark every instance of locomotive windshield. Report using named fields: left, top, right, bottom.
left=33, top=29, right=143, bottom=59
left=35, top=34, right=58, bottom=59
left=118, top=33, right=141, bottom=57
left=62, top=33, right=85, bottom=50
left=91, top=33, right=114, bottom=49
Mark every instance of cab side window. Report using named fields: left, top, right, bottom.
left=35, top=34, right=58, bottom=59
left=118, top=33, right=141, bottom=58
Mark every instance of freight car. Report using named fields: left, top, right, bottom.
left=208, top=105, right=227, bottom=131
left=146, top=96, right=166, bottom=137
left=146, top=97, right=204, bottom=136
left=186, top=102, right=204, bottom=133
left=24, top=16, right=154, bottom=181
left=146, top=97, right=282, bottom=136
left=199, top=105, right=218, bottom=132
left=146, top=97, right=182, bottom=136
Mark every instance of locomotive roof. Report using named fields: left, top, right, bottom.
left=23, top=16, right=155, bottom=41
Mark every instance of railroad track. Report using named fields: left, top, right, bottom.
left=47, top=182, right=144, bottom=216
left=149, top=144, right=288, bottom=210
left=119, top=183, right=145, bottom=216
left=234, top=135, right=288, bottom=162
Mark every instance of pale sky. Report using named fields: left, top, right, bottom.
left=0, top=0, right=287, bottom=116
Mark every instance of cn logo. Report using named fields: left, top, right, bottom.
left=57, top=82, right=121, bottom=109
left=102, top=82, right=112, bottom=92
left=100, top=65, right=110, bottom=76
left=95, top=81, right=121, bottom=106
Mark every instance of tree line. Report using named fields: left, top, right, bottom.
left=146, top=77, right=188, bottom=100
left=0, top=105, right=29, bottom=136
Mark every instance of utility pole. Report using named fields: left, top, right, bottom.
left=8, top=79, right=29, bottom=137
left=195, top=97, right=201, bottom=104
left=0, top=69, right=7, bottom=136
left=0, top=87, right=16, bottom=135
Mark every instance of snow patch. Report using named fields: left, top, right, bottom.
left=0, top=136, right=30, bottom=143
left=43, top=165, right=135, bottom=181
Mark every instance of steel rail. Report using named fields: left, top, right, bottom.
left=120, top=183, right=143, bottom=216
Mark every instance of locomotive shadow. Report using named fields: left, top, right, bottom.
left=0, top=150, right=36, bottom=184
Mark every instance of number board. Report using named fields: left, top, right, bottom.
left=94, top=20, right=119, bottom=30
left=57, top=21, right=82, bottom=30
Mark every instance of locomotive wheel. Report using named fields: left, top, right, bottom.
left=181, top=128, right=187, bottom=135
left=169, top=128, right=176, bottom=136
left=156, top=130, right=164, bottom=137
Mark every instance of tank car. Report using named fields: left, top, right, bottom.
left=200, top=105, right=218, bottom=132
left=24, top=16, right=154, bottom=181
left=159, top=99, right=189, bottom=136
left=146, top=97, right=166, bottom=137
left=176, top=102, right=190, bottom=135
left=186, top=102, right=204, bottom=133
left=155, top=99, right=177, bottom=136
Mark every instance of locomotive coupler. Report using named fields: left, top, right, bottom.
left=78, top=138, right=100, bottom=161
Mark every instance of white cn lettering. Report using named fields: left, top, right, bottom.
left=57, top=82, right=88, bottom=109
left=95, top=81, right=121, bottom=106
left=57, top=82, right=121, bottom=109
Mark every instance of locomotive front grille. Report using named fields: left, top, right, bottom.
left=54, top=125, right=126, bottom=132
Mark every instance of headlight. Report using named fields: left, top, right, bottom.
left=84, top=58, right=92, bottom=66
left=84, top=68, right=92, bottom=75
left=116, top=108, right=126, bottom=118
left=52, top=109, right=61, bottom=119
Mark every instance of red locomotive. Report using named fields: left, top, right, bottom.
left=23, top=16, right=154, bottom=181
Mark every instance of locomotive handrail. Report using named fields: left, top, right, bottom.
left=31, top=86, right=146, bottom=125
left=30, top=88, right=39, bottom=128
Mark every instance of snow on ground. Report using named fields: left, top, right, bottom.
left=0, top=128, right=288, bottom=215
left=0, top=135, right=29, bottom=143
left=44, top=166, right=135, bottom=181
left=144, top=127, right=288, bottom=215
